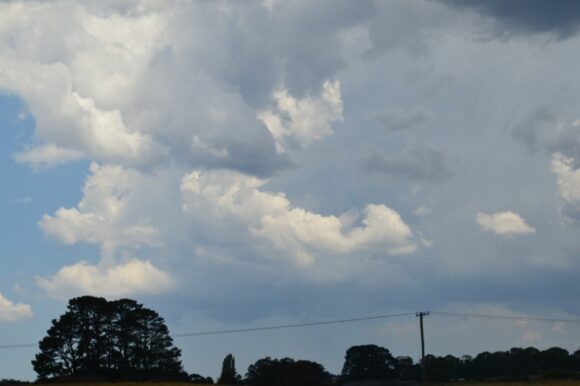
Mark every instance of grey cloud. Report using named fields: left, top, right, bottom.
left=373, top=108, right=429, bottom=133
left=0, top=0, right=370, bottom=177
left=106, top=39, right=292, bottom=177
left=511, top=106, right=555, bottom=152
left=365, top=0, right=456, bottom=59
left=438, top=0, right=580, bottom=38
left=6, top=0, right=580, bottom=380
left=512, top=106, right=580, bottom=166
left=560, top=203, right=580, bottom=224
left=361, top=140, right=453, bottom=181
left=271, top=0, right=375, bottom=97
left=167, top=0, right=375, bottom=104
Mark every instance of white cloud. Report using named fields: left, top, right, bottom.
left=40, top=163, right=161, bottom=257
left=1, top=57, right=167, bottom=167
left=36, top=163, right=178, bottom=298
left=14, top=143, right=84, bottom=167
left=0, top=2, right=241, bottom=170
left=259, top=80, right=343, bottom=153
left=36, top=162, right=418, bottom=293
left=0, top=293, right=32, bottom=322
left=181, top=169, right=418, bottom=268
left=2, top=0, right=362, bottom=175
left=552, top=153, right=580, bottom=222
left=476, top=211, right=536, bottom=236
left=37, top=260, right=172, bottom=299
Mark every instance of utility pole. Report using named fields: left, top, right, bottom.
left=416, top=311, right=429, bottom=384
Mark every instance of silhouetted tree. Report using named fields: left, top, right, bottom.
left=217, top=353, right=241, bottom=384
left=245, top=357, right=331, bottom=386
left=394, top=356, right=419, bottom=380
left=424, top=346, right=580, bottom=381
left=539, top=347, right=570, bottom=372
left=189, top=373, right=214, bottom=384
left=341, top=344, right=397, bottom=382
left=424, top=354, right=463, bottom=381
left=32, top=296, right=184, bottom=382
left=572, top=349, right=580, bottom=371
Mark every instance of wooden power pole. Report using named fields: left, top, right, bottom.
left=416, top=311, right=429, bottom=384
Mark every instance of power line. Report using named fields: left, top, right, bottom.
left=431, top=311, right=580, bottom=324
left=3, top=310, right=580, bottom=350
left=172, top=312, right=417, bottom=338
left=0, top=312, right=416, bottom=350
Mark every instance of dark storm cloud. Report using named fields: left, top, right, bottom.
left=438, top=0, right=580, bottom=38
left=360, top=140, right=453, bottom=181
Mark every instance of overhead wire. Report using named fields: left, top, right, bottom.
left=431, top=311, right=580, bottom=324
left=0, top=312, right=417, bottom=350
left=3, top=310, right=580, bottom=350
left=172, top=312, right=417, bottom=338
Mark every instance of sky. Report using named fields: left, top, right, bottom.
left=2, top=0, right=580, bottom=380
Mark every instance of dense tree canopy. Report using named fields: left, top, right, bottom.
left=420, top=347, right=580, bottom=382
left=245, top=357, right=332, bottom=386
left=341, top=344, right=398, bottom=382
left=32, top=296, right=184, bottom=381
left=338, top=344, right=580, bottom=383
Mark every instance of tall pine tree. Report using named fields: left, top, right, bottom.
left=217, top=353, right=242, bottom=384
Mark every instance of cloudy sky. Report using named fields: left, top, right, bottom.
left=2, top=0, right=580, bottom=380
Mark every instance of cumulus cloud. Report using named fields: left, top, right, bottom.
left=40, top=163, right=162, bottom=257
left=258, top=80, right=343, bottom=153
left=181, top=169, right=419, bottom=268
left=0, top=1, right=428, bottom=297
left=37, top=260, right=172, bottom=299
left=552, top=153, right=580, bottom=222
left=476, top=211, right=536, bottom=236
left=0, top=62, right=168, bottom=169
left=0, top=0, right=380, bottom=176
left=35, top=157, right=420, bottom=297
left=361, top=140, right=453, bottom=181
left=36, top=162, right=176, bottom=298
left=5, top=4, right=580, bottom=373
left=0, top=293, right=32, bottom=322
left=513, top=112, right=580, bottom=223
left=0, top=1, right=292, bottom=175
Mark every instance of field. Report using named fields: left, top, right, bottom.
left=30, top=382, right=580, bottom=386
left=33, top=382, right=218, bottom=386
left=433, top=382, right=580, bottom=386
left=28, top=382, right=213, bottom=386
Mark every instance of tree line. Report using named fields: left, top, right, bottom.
left=28, top=297, right=580, bottom=384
